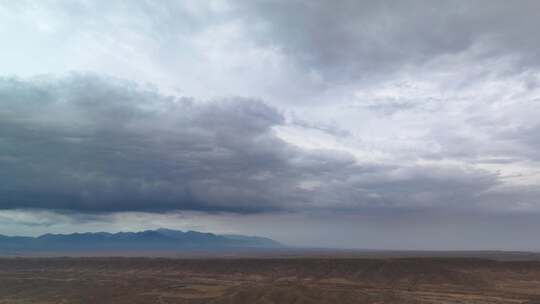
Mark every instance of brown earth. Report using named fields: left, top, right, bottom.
left=2, top=257, right=540, bottom=303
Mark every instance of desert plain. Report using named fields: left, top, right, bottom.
left=2, top=255, right=540, bottom=304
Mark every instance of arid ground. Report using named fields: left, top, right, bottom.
left=2, top=257, right=540, bottom=304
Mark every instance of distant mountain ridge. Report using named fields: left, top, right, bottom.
left=0, top=229, right=282, bottom=252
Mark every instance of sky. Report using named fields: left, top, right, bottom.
left=1, top=0, right=540, bottom=250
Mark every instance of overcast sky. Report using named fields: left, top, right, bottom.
left=1, top=0, right=540, bottom=250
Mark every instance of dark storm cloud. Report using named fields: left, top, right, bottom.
left=238, top=0, right=540, bottom=82
left=0, top=75, right=293, bottom=213
left=0, top=74, right=516, bottom=214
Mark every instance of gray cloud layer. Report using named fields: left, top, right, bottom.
left=0, top=75, right=519, bottom=214
left=239, top=0, right=540, bottom=82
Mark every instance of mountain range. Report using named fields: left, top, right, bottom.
left=0, top=229, right=282, bottom=252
